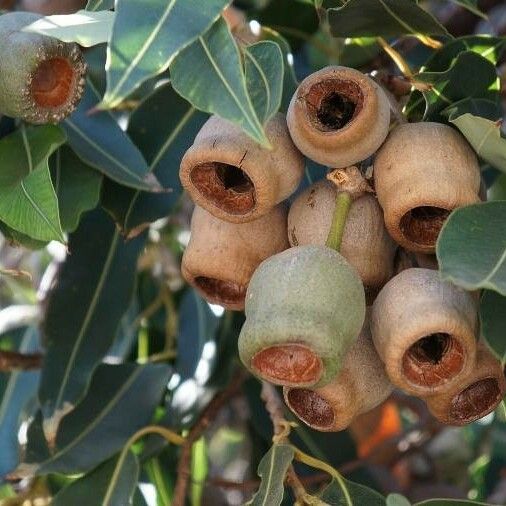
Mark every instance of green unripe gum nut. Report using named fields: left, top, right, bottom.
left=238, top=244, right=366, bottom=388
left=0, top=12, right=86, bottom=124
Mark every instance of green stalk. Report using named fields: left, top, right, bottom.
left=325, top=191, right=352, bottom=252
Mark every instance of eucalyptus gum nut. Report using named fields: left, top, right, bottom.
left=371, top=268, right=478, bottom=396
left=424, top=343, right=506, bottom=426
left=373, top=122, right=481, bottom=253
left=288, top=180, right=396, bottom=299
left=16, top=0, right=86, bottom=14
left=180, top=113, right=304, bottom=224
left=283, top=319, right=393, bottom=432
left=181, top=204, right=289, bottom=311
left=238, top=245, right=366, bottom=388
left=0, top=12, right=86, bottom=124
left=286, top=66, right=390, bottom=167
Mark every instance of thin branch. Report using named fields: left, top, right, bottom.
left=0, top=350, right=42, bottom=372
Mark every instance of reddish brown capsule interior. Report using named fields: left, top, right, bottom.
left=251, top=344, right=322, bottom=386
left=190, top=162, right=256, bottom=215
left=449, top=377, right=502, bottom=424
left=400, top=206, right=450, bottom=247
left=303, top=78, right=364, bottom=132
left=286, top=388, right=335, bottom=429
left=194, top=276, right=246, bottom=306
left=31, top=57, right=74, bottom=108
left=402, top=333, right=465, bottom=388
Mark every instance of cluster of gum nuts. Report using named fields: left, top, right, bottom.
left=179, top=65, right=505, bottom=432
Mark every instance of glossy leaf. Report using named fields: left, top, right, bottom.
left=36, top=363, right=171, bottom=474
left=39, top=209, right=147, bottom=436
left=63, top=80, right=161, bottom=192
left=86, top=0, right=114, bottom=11
left=0, top=328, right=40, bottom=479
left=52, top=452, right=139, bottom=506
left=246, top=444, right=294, bottom=506
left=480, top=290, right=506, bottom=363
left=22, top=10, right=115, bottom=47
left=449, top=114, right=506, bottom=173
left=327, top=0, right=449, bottom=38
left=102, top=83, right=207, bottom=237
left=0, top=125, right=66, bottom=243
left=437, top=201, right=506, bottom=295
left=170, top=17, right=268, bottom=146
left=101, top=0, right=230, bottom=108
left=319, top=478, right=386, bottom=505
left=50, top=146, right=102, bottom=233
left=244, top=41, right=283, bottom=124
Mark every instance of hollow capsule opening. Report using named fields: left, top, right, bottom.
left=190, top=162, right=256, bottom=215
left=450, top=377, right=502, bottom=424
left=304, top=78, right=364, bottom=132
left=400, top=206, right=450, bottom=247
left=402, top=333, right=465, bottom=388
left=286, top=388, right=335, bottom=429
left=251, top=343, right=323, bottom=386
left=194, top=276, right=246, bottom=307
left=31, top=57, right=74, bottom=108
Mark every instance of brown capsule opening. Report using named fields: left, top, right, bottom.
left=304, top=79, right=364, bottom=132
left=286, top=388, right=335, bottom=429
left=31, top=57, right=74, bottom=108
left=190, top=162, right=256, bottom=215
left=400, top=206, right=450, bottom=247
left=449, top=377, right=501, bottom=424
left=194, top=276, right=246, bottom=306
left=402, top=333, right=465, bottom=388
left=251, top=343, right=322, bottom=386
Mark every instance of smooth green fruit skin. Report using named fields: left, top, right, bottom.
left=0, top=12, right=83, bottom=123
left=238, top=245, right=366, bottom=387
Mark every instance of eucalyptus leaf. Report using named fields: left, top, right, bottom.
left=86, top=0, right=114, bottom=11
left=246, top=444, right=294, bottom=506
left=327, top=0, right=449, bottom=38
left=244, top=41, right=284, bottom=124
left=319, top=478, right=386, bottom=505
left=102, top=83, right=207, bottom=237
left=446, top=0, right=486, bottom=18
left=38, top=209, right=147, bottom=436
left=170, top=17, right=268, bottom=146
left=437, top=201, right=506, bottom=295
left=415, top=500, right=492, bottom=505
left=101, top=0, right=230, bottom=109
left=22, top=10, right=115, bottom=47
left=63, top=80, right=162, bottom=192
left=52, top=452, right=139, bottom=506
left=480, top=290, right=506, bottom=363
left=36, top=363, right=171, bottom=475
left=387, top=495, right=411, bottom=506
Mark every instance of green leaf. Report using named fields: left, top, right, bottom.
left=101, top=0, right=230, bottom=109
left=244, top=41, right=284, bottom=124
left=0, top=223, right=48, bottom=251
left=449, top=114, right=506, bottom=173
left=319, top=479, right=386, bottom=505
left=190, top=437, right=208, bottom=506
left=489, top=173, right=506, bottom=201
left=0, top=328, right=40, bottom=478
left=170, top=17, right=269, bottom=146
left=446, top=0, right=486, bottom=18
left=63, top=80, right=162, bottom=192
left=480, top=290, right=506, bottom=363
left=102, top=83, right=207, bottom=237
left=86, top=0, right=114, bottom=11
left=52, top=452, right=139, bottom=506
left=415, top=500, right=492, bottom=505
left=415, top=51, right=499, bottom=121
left=437, top=201, right=506, bottom=295
left=22, top=10, right=115, bottom=47
left=246, top=444, right=294, bottom=506
left=327, top=0, right=450, bottom=38
left=38, top=209, right=147, bottom=437
left=35, top=363, right=171, bottom=475
left=0, top=125, right=66, bottom=243
left=50, top=146, right=102, bottom=233
left=387, top=495, right=411, bottom=506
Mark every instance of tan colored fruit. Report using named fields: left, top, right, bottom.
left=16, top=0, right=86, bottom=14
left=181, top=204, right=289, bottom=311
left=371, top=268, right=478, bottom=396
left=374, top=122, right=481, bottom=253
left=180, top=113, right=304, bottom=223
left=288, top=180, right=396, bottom=300
left=283, top=319, right=393, bottom=431
left=286, top=66, right=390, bottom=167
